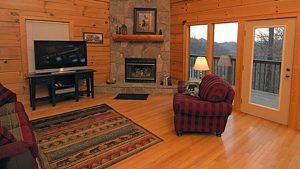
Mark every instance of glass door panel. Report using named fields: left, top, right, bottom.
left=250, top=27, right=285, bottom=109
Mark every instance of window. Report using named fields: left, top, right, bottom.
left=189, top=25, right=208, bottom=80
left=26, top=20, right=69, bottom=73
left=212, top=22, right=238, bottom=86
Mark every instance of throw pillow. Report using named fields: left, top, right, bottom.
left=184, top=82, right=200, bottom=97
left=199, top=74, right=229, bottom=102
left=0, top=125, right=16, bottom=146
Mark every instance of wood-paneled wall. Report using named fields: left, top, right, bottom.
left=0, top=0, right=110, bottom=96
left=170, top=0, right=300, bottom=129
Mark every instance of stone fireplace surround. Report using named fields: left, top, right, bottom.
left=95, top=0, right=176, bottom=94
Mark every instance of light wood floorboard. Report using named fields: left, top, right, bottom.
left=23, top=94, right=300, bottom=169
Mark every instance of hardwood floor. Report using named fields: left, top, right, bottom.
left=24, top=94, right=300, bottom=169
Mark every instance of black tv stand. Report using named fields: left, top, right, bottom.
left=51, top=70, right=76, bottom=74
left=27, top=69, right=95, bottom=110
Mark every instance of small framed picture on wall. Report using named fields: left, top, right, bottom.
left=133, top=8, right=157, bottom=34
left=83, top=32, right=103, bottom=44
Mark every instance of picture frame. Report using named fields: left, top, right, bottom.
left=83, top=32, right=103, bottom=44
left=133, top=8, right=157, bottom=34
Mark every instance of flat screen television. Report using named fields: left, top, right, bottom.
left=34, top=40, right=87, bottom=73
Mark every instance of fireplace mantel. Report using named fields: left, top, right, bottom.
left=112, top=34, right=164, bottom=42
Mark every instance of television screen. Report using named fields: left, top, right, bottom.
left=34, top=41, right=87, bottom=70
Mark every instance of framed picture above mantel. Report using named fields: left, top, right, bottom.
left=133, top=8, right=157, bottom=34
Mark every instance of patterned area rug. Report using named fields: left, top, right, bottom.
left=32, top=104, right=162, bottom=169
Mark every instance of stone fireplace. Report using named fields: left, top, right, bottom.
left=125, top=58, right=156, bottom=83
left=109, top=0, right=170, bottom=86
left=96, top=0, right=175, bottom=94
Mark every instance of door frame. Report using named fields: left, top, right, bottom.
left=241, top=18, right=296, bottom=125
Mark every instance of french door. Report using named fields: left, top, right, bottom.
left=241, top=18, right=296, bottom=125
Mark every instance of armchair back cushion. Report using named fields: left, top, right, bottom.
left=0, top=84, right=17, bottom=107
left=199, top=74, right=234, bottom=104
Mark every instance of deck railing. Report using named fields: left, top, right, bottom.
left=189, top=55, right=281, bottom=94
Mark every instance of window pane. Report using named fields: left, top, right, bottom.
left=213, top=22, right=238, bottom=86
left=250, top=27, right=284, bottom=109
left=189, top=25, right=208, bottom=80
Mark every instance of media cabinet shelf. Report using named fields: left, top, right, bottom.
left=112, top=34, right=164, bottom=42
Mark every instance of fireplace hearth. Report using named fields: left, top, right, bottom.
left=125, top=58, right=156, bottom=83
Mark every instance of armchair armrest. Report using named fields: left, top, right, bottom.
left=173, top=93, right=232, bottom=117
left=0, top=84, right=17, bottom=107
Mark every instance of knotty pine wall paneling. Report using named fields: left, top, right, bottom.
left=0, top=0, right=110, bottom=97
left=170, top=1, right=186, bottom=82
left=170, top=0, right=300, bottom=129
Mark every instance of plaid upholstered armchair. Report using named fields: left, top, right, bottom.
left=0, top=84, right=38, bottom=168
left=173, top=74, right=235, bottom=137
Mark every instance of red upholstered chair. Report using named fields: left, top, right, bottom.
left=173, top=74, right=235, bottom=137
left=0, top=84, right=38, bottom=168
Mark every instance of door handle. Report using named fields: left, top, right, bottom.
left=286, top=68, right=291, bottom=71
left=286, top=75, right=290, bottom=78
